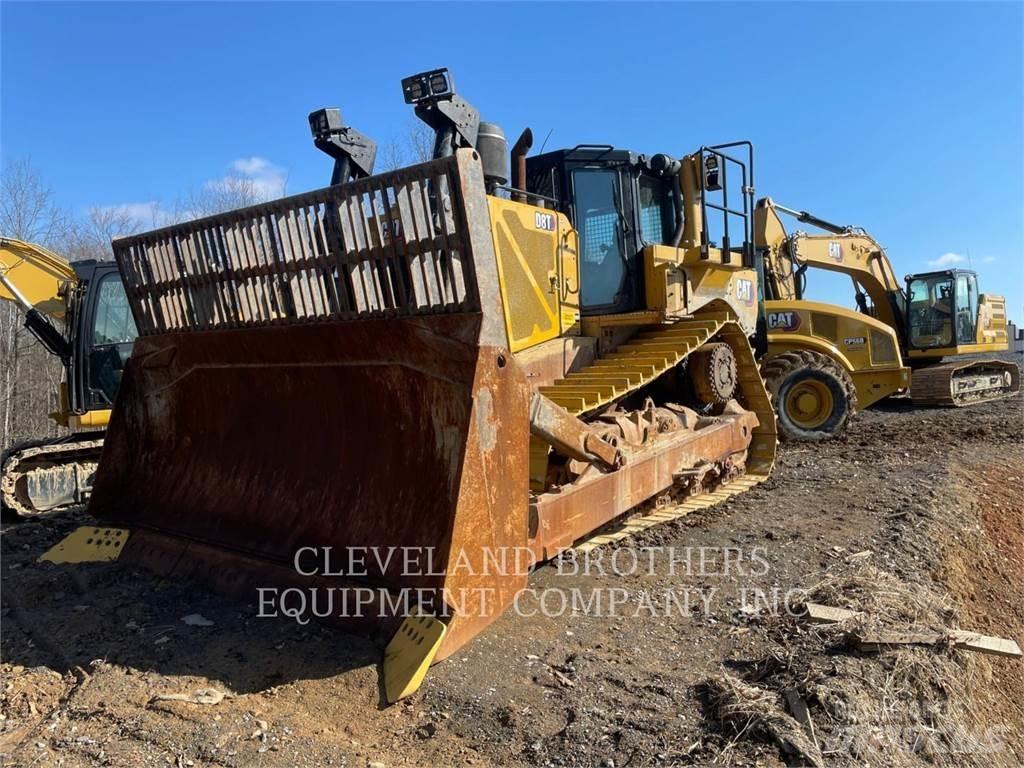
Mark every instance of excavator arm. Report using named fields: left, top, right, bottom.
left=0, top=237, right=76, bottom=362
left=753, top=199, right=905, bottom=334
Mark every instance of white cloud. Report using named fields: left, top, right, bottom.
left=210, top=156, right=288, bottom=199
left=230, top=157, right=273, bottom=176
left=99, top=156, right=288, bottom=230
left=928, top=252, right=966, bottom=267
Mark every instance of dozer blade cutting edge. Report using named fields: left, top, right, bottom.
left=44, top=150, right=775, bottom=702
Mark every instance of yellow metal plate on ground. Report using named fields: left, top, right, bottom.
left=38, top=526, right=129, bottom=564
left=383, top=613, right=447, bottom=704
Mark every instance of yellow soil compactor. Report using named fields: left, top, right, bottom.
left=42, top=70, right=776, bottom=701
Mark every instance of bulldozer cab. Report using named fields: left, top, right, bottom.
left=525, top=144, right=757, bottom=317
left=906, top=269, right=983, bottom=351
left=525, top=147, right=667, bottom=314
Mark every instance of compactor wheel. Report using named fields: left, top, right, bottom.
left=762, top=350, right=857, bottom=442
left=690, top=342, right=738, bottom=406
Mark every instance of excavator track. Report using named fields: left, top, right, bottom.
left=1, top=435, right=103, bottom=517
left=910, top=358, right=1021, bottom=407
left=538, top=310, right=776, bottom=552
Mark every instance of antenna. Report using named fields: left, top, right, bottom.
left=965, top=246, right=973, bottom=269
left=538, top=128, right=554, bottom=155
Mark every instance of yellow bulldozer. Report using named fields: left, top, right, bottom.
left=753, top=199, right=1019, bottom=440
left=0, top=238, right=137, bottom=515
left=42, top=69, right=776, bottom=701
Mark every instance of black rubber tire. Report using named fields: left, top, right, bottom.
left=761, top=350, right=858, bottom=442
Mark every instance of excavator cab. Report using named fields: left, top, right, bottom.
left=905, top=269, right=993, bottom=353
left=0, top=241, right=134, bottom=426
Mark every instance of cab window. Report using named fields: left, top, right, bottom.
left=92, top=274, right=137, bottom=345
left=638, top=175, right=676, bottom=245
left=88, top=274, right=137, bottom=407
left=572, top=168, right=626, bottom=309
left=907, top=275, right=953, bottom=348
left=955, top=273, right=978, bottom=343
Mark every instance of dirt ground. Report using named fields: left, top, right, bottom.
left=1, top=383, right=1022, bottom=767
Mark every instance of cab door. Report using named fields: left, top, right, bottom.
left=569, top=166, right=638, bottom=314
left=954, top=272, right=978, bottom=344
left=71, top=265, right=138, bottom=413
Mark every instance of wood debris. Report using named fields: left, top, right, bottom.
left=854, top=630, right=1022, bottom=658
left=149, top=687, right=231, bottom=706
left=804, top=602, right=1022, bottom=658
left=804, top=603, right=861, bottom=624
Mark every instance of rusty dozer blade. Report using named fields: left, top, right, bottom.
left=80, top=148, right=774, bottom=702
left=89, top=150, right=533, bottom=661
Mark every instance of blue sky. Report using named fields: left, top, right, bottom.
left=3, top=2, right=1022, bottom=322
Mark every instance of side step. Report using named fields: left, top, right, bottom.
left=538, top=313, right=731, bottom=416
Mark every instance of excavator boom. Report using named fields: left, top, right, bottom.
left=0, top=237, right=78, bottom=319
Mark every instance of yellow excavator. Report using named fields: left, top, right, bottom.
left=42, top=69, right=776, bottom=701
left=754, top=199, right=1019, bottom=440
left=0, top=238, right=137, bottom=515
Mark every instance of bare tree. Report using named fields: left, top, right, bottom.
left=0, top=157, right=70, bottom=245
left=378, top=119, right=436, bottom=172
left=1, top=157, right=71, bottom=451
left=63, top=206, right=143, bottom=262
left=175, top=178, right=260, bottom=220
left=173, top=171, right=287, bottom=221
